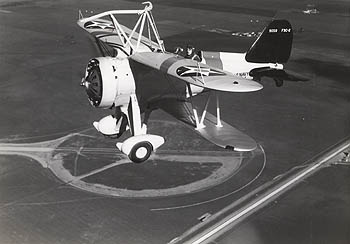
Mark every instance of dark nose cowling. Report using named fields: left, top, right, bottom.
left=82, top=59, right=103, bottom=107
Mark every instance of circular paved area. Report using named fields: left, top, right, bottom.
left=0, top=125, right=266, bottom=198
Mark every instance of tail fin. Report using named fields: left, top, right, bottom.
left=245, top=20, right=293, bottom=64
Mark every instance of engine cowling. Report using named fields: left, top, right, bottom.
left=81, top=57, right=136, bottom=108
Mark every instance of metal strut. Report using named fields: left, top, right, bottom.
left=126, top=94, right=143, bottom=136
left=215, top=91, right=223, bottom=127
left=80, top=1, right=164, bottom=54
left=187, top=89, right=223, bottom=130
left=186, top=84, right=201, bottom=129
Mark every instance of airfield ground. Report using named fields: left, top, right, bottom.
left=0, top=0, right=349, bottom=243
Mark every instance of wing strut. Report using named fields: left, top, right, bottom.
left=215, top=92, right=223, bottom=127
left=186, top=84, right=201, bottom=129
left=187, top=87, right=223, bottom=130
left=77, top=1, right=165, bottom=55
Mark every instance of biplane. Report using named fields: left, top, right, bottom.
left=77, top=2, right=308, bottom=163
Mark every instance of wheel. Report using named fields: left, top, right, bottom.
left=128, top=141, right=153, bottom=163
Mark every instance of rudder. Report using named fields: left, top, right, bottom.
left=245, top=20, right=293, bottom=64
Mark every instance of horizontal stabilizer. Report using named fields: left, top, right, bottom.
left=249, top=67, right=310, bottom=81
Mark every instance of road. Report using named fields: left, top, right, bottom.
left=174, top=138, right=350, bottom=244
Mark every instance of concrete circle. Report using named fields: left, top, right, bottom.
left=0, top=127, right=266, bottom=198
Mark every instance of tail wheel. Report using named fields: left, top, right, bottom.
left=128, top=141, right=153, bottom=163
left=274, top=78, right=284, bottom=87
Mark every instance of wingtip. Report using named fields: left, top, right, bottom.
left=93, top=121, right=99, bottom=131
left=233, top=144, right=258, bottom=152
left=116, top=142, right=123, bottom=151
left=254, top=82, right=264, bottom=91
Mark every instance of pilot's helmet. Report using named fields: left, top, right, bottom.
left=186, top=45, right=194, bottom=55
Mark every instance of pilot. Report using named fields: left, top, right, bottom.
left=184, top=44, right=201, bottom=62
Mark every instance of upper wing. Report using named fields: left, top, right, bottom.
left=77, top=18, right=126, bottom=51
left=130, top=52, right=263, bottom=92
left=77, top=12, right=162, bottom=56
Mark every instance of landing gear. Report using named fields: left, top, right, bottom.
left=118, top=94, right=164, bottom=163
left=116, top=134, right=164, bottom=163
left=93, top=94, right=165, bottom=163
left=128, top=141, right=153, bottom=163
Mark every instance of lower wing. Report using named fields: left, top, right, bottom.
left=156, top=98, right=257, bottom=151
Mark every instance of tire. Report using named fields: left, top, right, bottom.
left=128, top=141, right=153, bottom=163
